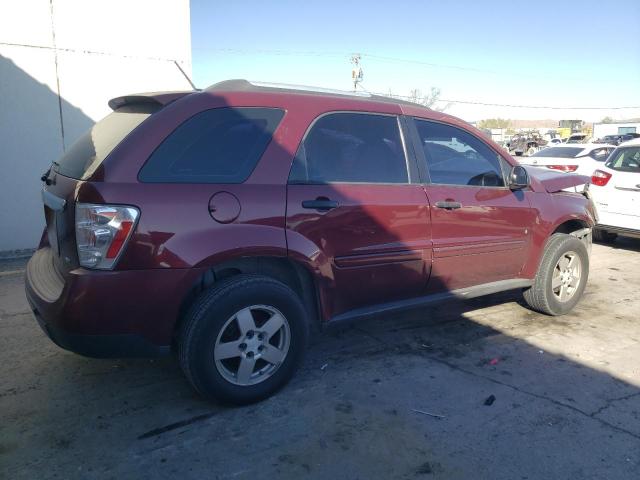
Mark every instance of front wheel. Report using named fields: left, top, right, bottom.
left=523, top=233, right=589, bottom=316
left=179, top=275, right=309, bottom=404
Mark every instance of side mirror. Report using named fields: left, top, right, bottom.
left=509, top=165, right=529, bottom=190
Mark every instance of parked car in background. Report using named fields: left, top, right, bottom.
left=590, top=138, right=640, bottom=242
left=26, top=80, right=596, bottom=404
left=517, top=143, right=615, bottom=175
left=508, top=131, right=547, bottom=156
left=596, top=133, right=640, bottom=145
left=596, top=134, right=623, bottom=145
left=566, top=133, right=591, bottom=144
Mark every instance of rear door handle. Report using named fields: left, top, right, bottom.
left=302, top=198, right=338, bottom=211
left=435, top=200, right=462, bottom=210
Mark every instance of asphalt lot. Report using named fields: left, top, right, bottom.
left=1, top=240, right=639, bottom=479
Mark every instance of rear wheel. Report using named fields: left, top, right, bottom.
left=179, top=275, right=309, bottom=404
left=592, top=228, right=617, bottom=243
left=523, top=233, right=589, bottom=316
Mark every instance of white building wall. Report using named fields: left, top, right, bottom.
left=0, top=0, right=192, bottom=254
left=593, top=123, right=640, bottom=139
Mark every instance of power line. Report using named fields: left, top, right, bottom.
left=361, top=53, right=496, bottom=75
left=193, top=47, right=345, bottom=57
left=194, top=47, right=640, bottom=110
left=374, top=91, right=640, bottom=110
left=194, top=47, right=562, bottom=79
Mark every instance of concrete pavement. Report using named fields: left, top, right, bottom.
left=1, top=239, right=639, bottom=479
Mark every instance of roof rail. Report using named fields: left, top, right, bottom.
left=204, top=79, right=424, bottom=108
left=206, top=79, right=371, bottom=97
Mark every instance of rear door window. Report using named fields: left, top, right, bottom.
left=413, top=119, right=506, bottom=187
left=587, top=147, right=614, bottom=161
left=606, top=147, right=640, bottom=172
left=139, top=107, right=284, bottom=183
left=288, top=112, right=409, bottom=184
left=55, top=104, right=158, bottom=179
left=532, top=147, right=583, bottom=158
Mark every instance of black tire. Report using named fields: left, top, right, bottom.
left=179, top=274, right=309, bottom=405
left=592, top=228, right=617, bottom=243
left=523, top=233, right=589, bottom=316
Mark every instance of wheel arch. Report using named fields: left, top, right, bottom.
left=173, top=256, right=322, bottom=345
left=551, top=218, right=590, bottom=235
left=521, top=215, right=592, bottom=279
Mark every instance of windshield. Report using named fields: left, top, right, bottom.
left=54, top=104, right=158, bottom=179
left=531, top=147, right=584, bottom=158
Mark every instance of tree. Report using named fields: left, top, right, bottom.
left=388, top=87, right=450, bottom=112
left=600, top=116, right=614, bottom=124
left=478, top=118, right=512, bottom=130
left=409, top=87, right=451, bottom=112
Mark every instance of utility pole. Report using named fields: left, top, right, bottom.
left=350, top=54, right=363, bottom=91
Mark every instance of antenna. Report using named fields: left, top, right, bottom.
left=350, top=54, right=363, bottom=91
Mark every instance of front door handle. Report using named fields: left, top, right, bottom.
left=302, top=197, right=338, bottom=211
left=435, top=200, right=462, bottom=210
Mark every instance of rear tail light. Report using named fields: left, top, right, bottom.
left=75, top=203, right=139, bottom=269
left=591, top=169, right=612, bottom=187
left=547, top=165, right=578, bottom=172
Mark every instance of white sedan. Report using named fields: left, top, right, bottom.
left=518, top=144, right=616, bottom=175
left=589, top=139, right=640, bottom=241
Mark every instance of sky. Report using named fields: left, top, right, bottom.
left=190, top=0, right=640, bottom=122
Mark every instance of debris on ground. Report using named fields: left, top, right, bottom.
left=412, top=409, right=445, bottom=419
left=484, top=395, right=496, bottom=406
left=320, top=363, right=328, bottom=371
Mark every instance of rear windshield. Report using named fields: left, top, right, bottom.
left=531, top=147, right=584, bottom=158
left=606, top=147, right=640, bottom=172
left=139, top=107, right=284, bottom=183
left=54, top=104, right=158, bottom=179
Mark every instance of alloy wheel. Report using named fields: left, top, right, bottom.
left=551, top=251, right=582, bottom=302
left=213, top=305, right=291, bottom=386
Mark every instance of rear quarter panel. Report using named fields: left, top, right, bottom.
left=85, top=91, right=403, bottom=272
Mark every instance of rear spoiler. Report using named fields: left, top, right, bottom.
left=108, top=91, right=193, bottom=111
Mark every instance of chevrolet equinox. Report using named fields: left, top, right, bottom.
left=26, top=80, right=596, bottom=404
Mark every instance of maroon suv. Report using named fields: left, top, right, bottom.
left=26, top=80, right=596, bottom=404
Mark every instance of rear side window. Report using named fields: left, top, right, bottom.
left=532, top=147, right=583, bottom=158
left=288, top=112, right=409, bottom=184
left=414, top=119, right=505, bottom=187
left=55, top=104, right=158, bottom=180
left=587, top=147, right=614, bottom=161
left=139, top=107, right=284, bottom=183
left=606, top=147, right=640, bottom=172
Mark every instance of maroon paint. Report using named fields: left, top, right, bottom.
left=25, top=84, right=596, bottom=351
left=286, top=183, right=431, bottom=319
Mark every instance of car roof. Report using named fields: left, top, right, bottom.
left=618, top=138, right=640, bottom=147
left=109, top=79, right=498, bottom=155
left=205, top=79, right=420, bottom=107
left=109, top=79, right=480, bottom=129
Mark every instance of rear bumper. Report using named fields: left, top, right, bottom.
left=30, top=307, right=169, bottom=358
left=25, top=247, right=204, bottom=358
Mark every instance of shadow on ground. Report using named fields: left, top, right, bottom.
left=1, top=245, right=639, bottom=479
